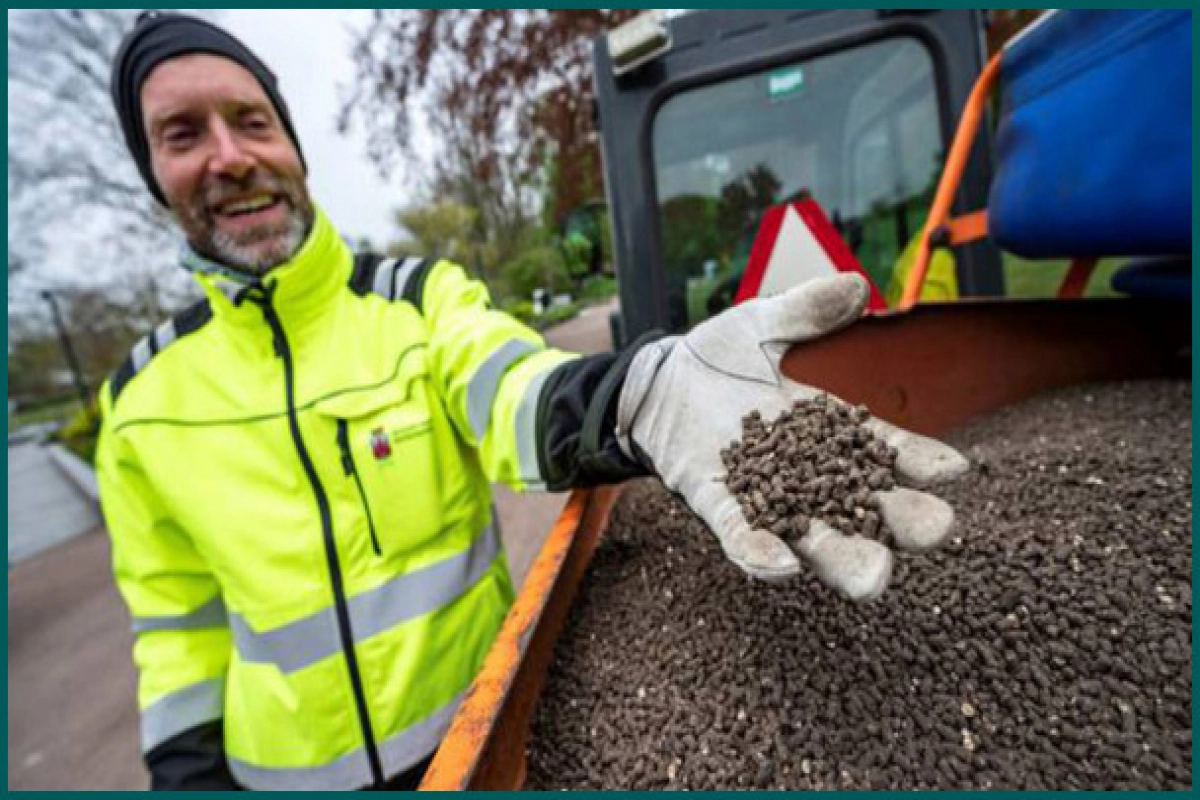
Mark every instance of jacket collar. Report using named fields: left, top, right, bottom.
left=188, top=205, right=352, bottom=330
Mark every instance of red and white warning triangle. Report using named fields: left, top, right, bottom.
left=734, top=199, right=888, bottom=312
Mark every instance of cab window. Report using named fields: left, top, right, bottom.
left=651, top=37, right=943, bottom=329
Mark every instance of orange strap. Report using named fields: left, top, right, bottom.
left=900, top=53, right=1002, bottom=311
left=944, top=210, right=989, bottom=246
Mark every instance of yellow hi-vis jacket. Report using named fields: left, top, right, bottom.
left=96, top=207, right=578, bottom=790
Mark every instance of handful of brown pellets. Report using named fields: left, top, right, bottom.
left=720, top=395, right=899, bottom=546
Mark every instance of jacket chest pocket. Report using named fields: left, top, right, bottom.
left=314, top=374, right=444, bottom=558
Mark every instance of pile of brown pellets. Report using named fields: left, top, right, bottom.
left=526, top=380, right=1192, bottom=790
left=722, top=397, right=897, bottom=545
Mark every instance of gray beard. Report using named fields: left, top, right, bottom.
left=203, top=207, right=312, bottom=274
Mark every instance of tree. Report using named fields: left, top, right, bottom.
left=8, top=9, right=215, bottom=403
left=395, top=200, right=498, bottom=285
left=423, top=109, right=534, bottom=282
left=659, top=195, right=722, bottom=274
left=340, top=10, right=638, bottom=235
left=7, top=287, right=148, bottom=402
left=7, top=329, right=68, bottom=401
left=8, top=10, right=221, bottom=406
left=716, top=164, right=783, bottom=256
left=499, top=243, right=571, bottom=301
left=7, top=9, right=202, bottom=323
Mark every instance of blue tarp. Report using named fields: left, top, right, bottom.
left=989, top=10, right=1191, bottom=259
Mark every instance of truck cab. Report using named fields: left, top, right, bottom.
left=592, top=9, right=1003, bottom=345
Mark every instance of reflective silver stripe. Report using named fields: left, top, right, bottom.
left=230, top=524, right=501, bottom=674
left=153, top=318, right=177, bottom=352
left=515, top=362, right=558, bottom=491
left=127, top=320, right=180, bottom=377
left=348, top=522, right=499, bottom=644
left=370, top=258, right=399, bottom=299
left=227, top=690, right=464, bottom=791
left=391, top=256, right=425, bottom=301
left=141, top=677, right=225, bottom=753
left=467, top=339, right=539, bottom=441
left=130, top=337, right=152, bottom=372
left=132, top=596, right=227, bottom=634
left=229, top=603, right=338, bottom=675
left=230, top=740, right=371, bottom=792
left=378, top=689, right=464, bottom=781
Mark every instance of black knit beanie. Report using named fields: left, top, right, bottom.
left=110, top=11, right=307, bottom=206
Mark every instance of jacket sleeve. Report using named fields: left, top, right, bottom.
left=418, top=260, right=651, bottom=492
left=96, top=382, right=238, bottom=790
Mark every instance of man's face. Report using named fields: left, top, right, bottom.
left=141, top=54, right=313, bottom=273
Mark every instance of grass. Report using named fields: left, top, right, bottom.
left=1002, top=255, right=1125, bottom=299
left=532, top=302, right=582, bottom=330
left=578, top=275, right=618, bottom=304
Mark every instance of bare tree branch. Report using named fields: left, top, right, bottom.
left=7, top=9, right=212, bottom=349
left=341, top=10, right=635, bottom=227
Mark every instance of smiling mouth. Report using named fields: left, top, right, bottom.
left=213, top=193, right=281, bottom=219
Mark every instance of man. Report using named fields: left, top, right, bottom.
left=99, top=12, right=967, bottom=791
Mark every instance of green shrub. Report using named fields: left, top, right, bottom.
left=501, top=298, right=580, bottom=331
left=500, top=245, right=572, bottom=301
left=535, top=302, right=580, bottom=329
left=561, top=232, right=593, bottom=279
left=9, top=396, right=81, bottom=431
left=54, top=400, right=102, bottom=464
left=502, top=299, right=536, bottom=325
left=578, top=275, right=618, bottom=303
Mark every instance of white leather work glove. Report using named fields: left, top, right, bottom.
left=616, top=273, right=969, bottom=601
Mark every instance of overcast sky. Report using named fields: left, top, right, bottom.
left=223, top=9, right=415, bottom=247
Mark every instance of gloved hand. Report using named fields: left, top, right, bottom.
left=615, top=273, right=968, bottom=601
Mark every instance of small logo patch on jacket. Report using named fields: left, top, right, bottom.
left=369, top=427, right=393, bottom=461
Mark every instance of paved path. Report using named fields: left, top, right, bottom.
left=6, top=299, right=616, bottom=791
left=8, top=440, right=102, bottom=565
left=8, top=527, right=141, bottom=790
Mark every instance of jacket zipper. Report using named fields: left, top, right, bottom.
left=253, top=288, right=385, bottom=786
left=336, top=419, right=382, bottom=556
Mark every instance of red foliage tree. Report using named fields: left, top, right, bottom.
left=340, top=10, right=638, bottom=226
